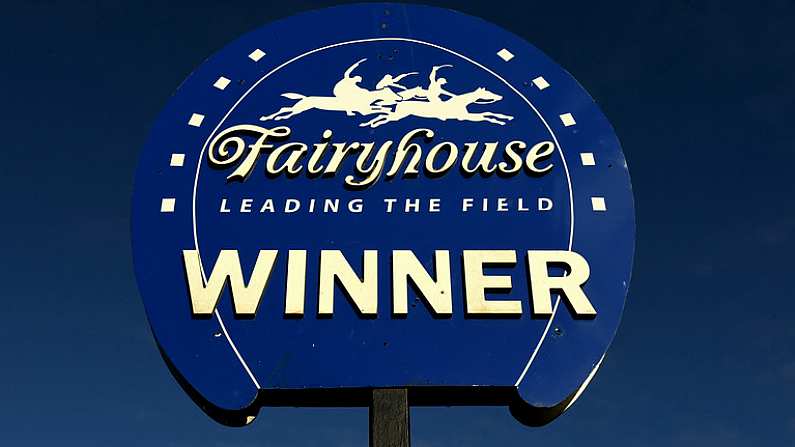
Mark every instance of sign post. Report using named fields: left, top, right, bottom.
left=132, top=2, right=635, bottom=436
left=370, top=389, right=410, bottom=447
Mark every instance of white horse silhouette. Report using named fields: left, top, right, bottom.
left=260, top=89, right=401, bottom=122
left=359, top=87, right=514, bottom=128
left=259, top=60, right=513, bottom=127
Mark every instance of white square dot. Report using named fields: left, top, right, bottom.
left=161, top=198, right=176, bottom=213
left=188, top=113, right=204, bottom=127
left=560, top=113, right=576, bottom=127
left=580, top=152, right=595, bottom=166
left=213, top=76, right=231, bottom=90
left=497, top=48, right=514, bottom=62
left=248, top=49, right=266, bottom=62
left=532, top=76, right=550, bottom=90
left=170, top=153, right=185, bottom=167
left=591, top=197, right=607, bottom=212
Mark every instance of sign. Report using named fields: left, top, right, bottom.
left=132, top=3, right=635, bottom=427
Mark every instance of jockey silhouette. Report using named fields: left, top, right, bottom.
left=425, top=65, right=455, bottom=103
left=332, top=58, right=370, bottom=115
left=375, top=72, right=418, bottom=90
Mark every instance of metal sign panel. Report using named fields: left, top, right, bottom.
left=132, top=3, right=635, bottom=426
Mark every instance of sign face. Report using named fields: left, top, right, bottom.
left=133, top=3, right=635, bottom=427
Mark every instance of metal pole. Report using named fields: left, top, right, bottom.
left=370, top=388, right=410, bottom=447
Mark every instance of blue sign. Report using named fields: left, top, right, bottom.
left=132, top=3, right=635, bottom=427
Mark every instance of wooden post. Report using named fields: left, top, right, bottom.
left=370, top=388, right=410, bottom=447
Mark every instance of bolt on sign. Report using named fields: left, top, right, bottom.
left=133, top=3, right=635, bottom=428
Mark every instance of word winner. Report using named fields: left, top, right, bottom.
left=182, top=249, right=596, bottom=319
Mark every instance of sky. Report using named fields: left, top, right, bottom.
left=1, top=0, right=794, bottom=445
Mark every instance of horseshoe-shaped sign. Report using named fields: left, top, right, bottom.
left=132, top=3, right=635, bottom=427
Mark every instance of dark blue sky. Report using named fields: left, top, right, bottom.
left=1, top=0, right=793, bottom=445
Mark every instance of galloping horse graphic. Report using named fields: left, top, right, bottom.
left=259, top=89, right=401, bottom=121
left=359, top=87, right=513, bottom=128
left=259, top=59, right=513, bottom=127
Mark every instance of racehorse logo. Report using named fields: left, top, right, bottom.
left=260, top=58, right=514, bottom=128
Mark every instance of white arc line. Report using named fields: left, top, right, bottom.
left=514, top=299, right=560, bottom=386
left=564, top=353, right=605, bottom=411
left=190, top=37, right=575, bottom=390
left=214, top=308, right=261, bottom=388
